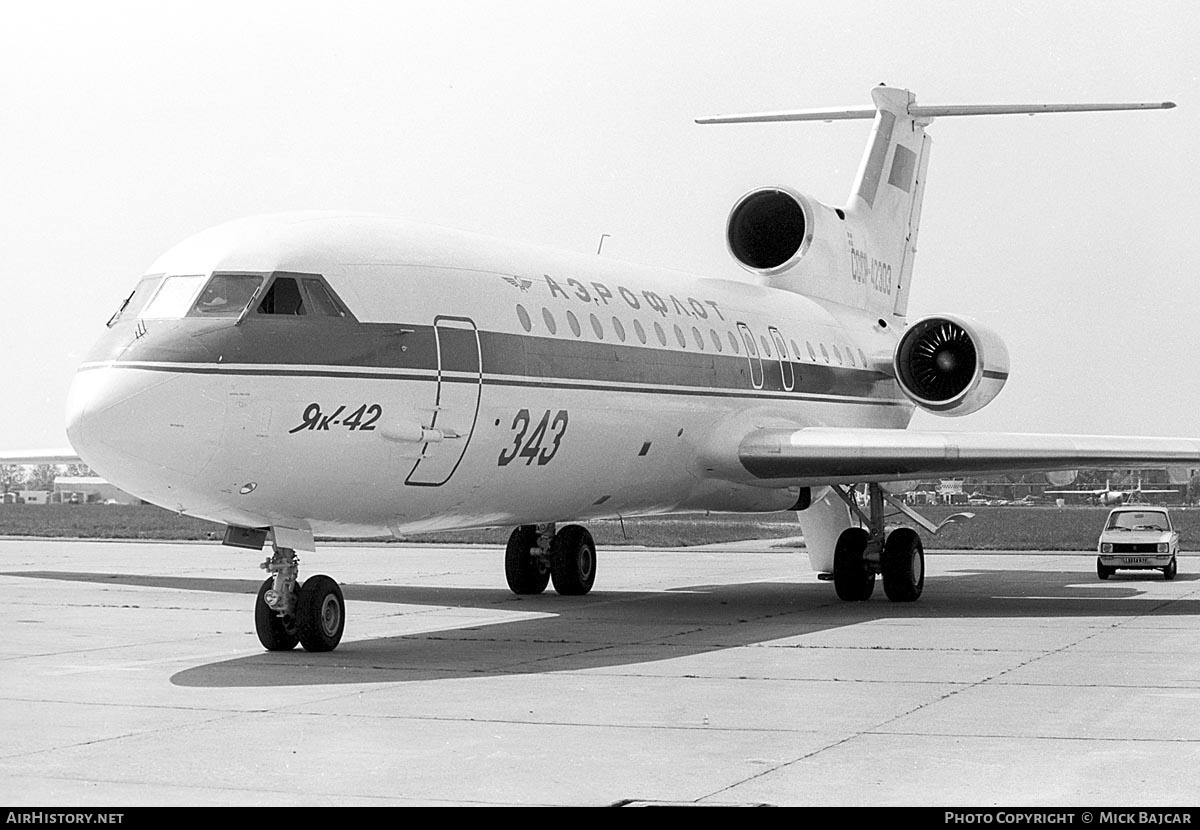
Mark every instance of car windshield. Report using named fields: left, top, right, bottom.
left=1106, top=511, right=1168, bottom=531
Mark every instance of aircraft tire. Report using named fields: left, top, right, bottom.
left=505, top=525, right=550, bottom=595
left=296, top=575, right=345, bottom=652
left=255, top=577, right=299, bottom=651
left=833, top=528, right=874, bottom=601
left=1096, top=557, right=1113, bottom=580
left=1164, top=557, right=1177, bottom=581
left=882, top=528, right=924, bottom=602
left=550, top=524, right=596, bottom=596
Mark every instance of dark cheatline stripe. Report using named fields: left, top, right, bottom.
left=89, top=315, right=907, bottom=405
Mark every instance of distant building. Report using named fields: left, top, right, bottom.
left=52, top=476, right=140, bottom=505
left=17, top=490, right=51, bottom=505
left=938, top=479, right=967, bottom=505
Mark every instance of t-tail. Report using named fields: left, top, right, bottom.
left=698, top=86, right=1174, bottom=324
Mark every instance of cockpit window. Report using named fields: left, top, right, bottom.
left=252, top=273, right=351, bottom=318
left=257, top=277, right=307, bottom=315
left=141, top=275, right=206, bottom=319
left=106, top=274, right=162, bottom=327
left=302, top=278, right=347, bottom=317
left=189, top=273, right=265, bottom=316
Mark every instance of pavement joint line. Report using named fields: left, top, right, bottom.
left=700, top=599, right=1154, bottom=800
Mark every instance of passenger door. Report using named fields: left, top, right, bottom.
left=405, top=316, right=483, bottom=486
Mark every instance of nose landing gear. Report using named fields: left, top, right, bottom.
left=255, top=546, right=345, bottom=652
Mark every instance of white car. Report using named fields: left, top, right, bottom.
left=1096, top=506, right=1179, bottom=580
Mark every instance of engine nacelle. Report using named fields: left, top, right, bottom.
left=726, top=187, right=819, bottom=274
left=893, top=314, right=1009, bottom=417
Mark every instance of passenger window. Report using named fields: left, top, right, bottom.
left=542, top=308, right=558, bottom=335
left=590, top=313, right=604, bottom=339
left=806, top=341, right=817, bottom=361
left=142, top=275, right=206, bottom=318
left=674, top=324, right=687, bottom=349
left=633, top=319, right=647, bottom=344
left=257, top=277, right=306, bottom=315
left=710, top=329, right=722, bottom=352
left=654, top=322, right=667, bottom=346
left=191, top=274, right=265, bottom=316
left=728, top=332, right=740, bottom=355
left=567, top=311, right=581, bottom=337
left=692, top=326, right=704, bottom=350
left=833, top=345, right=843, bottom=364
left=612, top=317, right=626, bottom=342
left=760, top=335, right=772, bottom=358
left=820, top=344, right=830, bottom=363
left=516, top=305, right=532, bottom=332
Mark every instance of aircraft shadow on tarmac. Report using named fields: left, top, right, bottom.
left=7, top=567, right=1197, bottom=689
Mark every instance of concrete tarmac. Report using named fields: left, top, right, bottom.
left=2, top=538, right=1199, bottom=807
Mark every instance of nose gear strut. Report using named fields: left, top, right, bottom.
left=254, top=545, right=345, bottom=652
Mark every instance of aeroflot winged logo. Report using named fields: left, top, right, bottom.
left=501, top=275, right=534, bottom=292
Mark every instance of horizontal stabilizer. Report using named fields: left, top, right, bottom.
left=737, top=428, right=1200, bottom=485
left=0, top=449, right=82, bottom=466
left=697, top=100, right=1174, bottom=125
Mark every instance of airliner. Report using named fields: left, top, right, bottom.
left=9, top=86, right=1198, bottom=653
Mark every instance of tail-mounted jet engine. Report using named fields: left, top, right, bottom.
left=893, top=314, right=1009, bottom=417
left=727, top=187, right=824, bottom=273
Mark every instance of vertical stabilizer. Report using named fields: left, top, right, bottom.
left=847, top=87, right=932, bottom=321
left=697, top=90, right=1173, bottom=321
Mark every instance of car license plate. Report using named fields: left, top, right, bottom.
left=1121, top=557, right=1150, bottom=564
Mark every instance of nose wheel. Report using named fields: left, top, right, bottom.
left=254, top=577, right=299, bottom=651
left=255, top=547, right=345, bottom=652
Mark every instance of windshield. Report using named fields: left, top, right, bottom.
left=189, top=273, right=266, bottom=317
left=141, top=275, right=206, bottom=318
left=105, top=275, right=163, bottom=327
left=1106, top=511, right=1168, bottom=531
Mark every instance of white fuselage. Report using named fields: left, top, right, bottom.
left=67, top=213, right=913, bottom=538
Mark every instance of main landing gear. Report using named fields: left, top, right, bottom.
left=505, top=523, right=596, bottom=596
left=826, top=483, right=970, bottom=603
left=254, top=546, right=345, bottom=652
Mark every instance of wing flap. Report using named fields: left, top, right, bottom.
left=738, top=428, right=1200, bottom=485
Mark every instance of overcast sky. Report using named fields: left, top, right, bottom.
left=2, top=0, right=1197, bottom=450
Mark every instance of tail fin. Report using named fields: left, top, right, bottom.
left=698, top=89, right=1173, bottom=321
left=848, top=87, right=930, bottom=320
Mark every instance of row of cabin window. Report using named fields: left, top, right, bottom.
left=514, top=303, right=869, bottom=369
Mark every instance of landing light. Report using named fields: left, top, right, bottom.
left=239, top=482, right=258, bottom=495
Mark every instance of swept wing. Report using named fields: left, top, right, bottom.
left=733, top=428, right=1200, bottom=486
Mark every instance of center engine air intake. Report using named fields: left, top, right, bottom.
left=727, top=187, right=813, bottom=272
left=893, top=314, right=1009, bottom=417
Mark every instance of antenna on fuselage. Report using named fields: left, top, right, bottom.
left=597, top=233, right=611, bottom=255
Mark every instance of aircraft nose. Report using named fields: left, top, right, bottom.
left=66, top=365, right=224, bottom=491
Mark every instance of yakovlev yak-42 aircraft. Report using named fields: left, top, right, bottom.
left=11, top=86, right=1199, bottom=653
